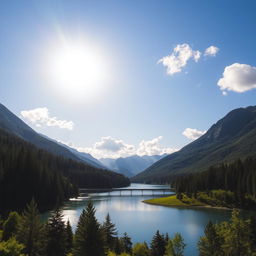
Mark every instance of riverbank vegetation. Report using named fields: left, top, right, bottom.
left=170, top=157, right=256, bottom=210
left=0, top=200, right=256, bottom=256
left=144, top=194, right=205, bottom=208
left=0, top=129, right=130, bottom=214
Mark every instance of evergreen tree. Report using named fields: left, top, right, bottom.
left=2, top=212, right=20, bottom=241
left=198, top=221, right=222, bottom=256
left=249, top=215, right=256, bottom=251
left=120, top=232, right=132, bottom=254
left=150, top=230, right=166, bottom=256
left=66, top=220, right=73, bottom=254
left=170, top=233, right=186, bottom=256
left=102, top=213, right=117, bottom=251
left=113, top=237, right=122, bottom=255
left=133, top=242, right=150, bottom=256
left=223, top=210, right=251, bottom=256
left=0, top=237, right=25, bottom=256
left=73, top=201, right=105, bottom=256
left=46, top=208, right=67, bottom=256
left=17, top=199, right=45, bottom=256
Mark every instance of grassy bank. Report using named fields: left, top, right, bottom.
left=143, top=194, right=206, bottom=208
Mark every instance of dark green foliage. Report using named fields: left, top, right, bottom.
left=2, top=212, right=20, bottom=241
left=46, top=208, right=67, bottom=256
left=120, top=232, right=132, bottom=254
left=133, top=106, right=256, bottom=184
left=198, top=210, right=254, bottom=256
left=0, top=237, right=25, bottom=256
left=150, top=230, right=166, bottom=256
left=102, top=213, right=117, bottom=251
left=133, top=242, right=150, bottom=256
left=17, top=199, right=45, bottom=256
left=0, top=128, right=130, bottom=213
left=73, top=201, right=105, bottom=256
left=198, top=221, right=222, bottom=256
left=173, top=156, right=256, bottom=209
left=66, top=220, right=73, bottom=254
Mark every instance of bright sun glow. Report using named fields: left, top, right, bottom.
left=48, top=40, right=110, bottom=101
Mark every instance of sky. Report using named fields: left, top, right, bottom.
left=1, top=0, right=256, bottom=159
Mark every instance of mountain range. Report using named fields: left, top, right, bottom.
left=0, top=103, right=105, bottom=169
left=99, top=154, right=167, bottom=177
left=132, top=106, right=256, bottom=183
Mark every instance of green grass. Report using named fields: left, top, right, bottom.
left=143, top=194, right=206, bottom=207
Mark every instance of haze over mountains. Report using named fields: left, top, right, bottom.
left=100, top=154, right=167, bottom=177
left=132, top=106, right=256, bottom=183
left=0, top=103, right=105, bottom=169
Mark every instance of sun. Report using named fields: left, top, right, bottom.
left=48, top=39, right=109, bottom=101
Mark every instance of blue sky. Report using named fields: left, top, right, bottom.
left=1, top=0, right=256, bottom=158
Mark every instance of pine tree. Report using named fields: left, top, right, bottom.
left=198, top=221, right=222, bottom=256
left=73, top=201, right=105, bottom=256
left=150, top=230, right=166, bottom=256
left=17, top=199, right=45, bottom=256
left=2, top=212, right=20, bottom=241
left=170, top=233, right=186, bottom=256
left=46, top=208, right=67, bottom=256
left=120, top=232, right=132, bottom=254
left=102, top=213, right=117, bottom=251
left=66, top=220, right=73, bottom=254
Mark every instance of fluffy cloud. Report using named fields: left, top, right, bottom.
left=218, top=63, right=256, bottom=93
left=182, top=128, right=206, bottom=140
left=204, top=46, right=219, bottom=56
left=158, top=43, right=201, bottom=75
left=67, top=136, right=178, bottom=159
left=21, top=107, right=74, bottom=130
left=137, top=136, right=177, bottom=156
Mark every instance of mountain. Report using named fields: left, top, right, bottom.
left=100, top=154, right=167, bottom=177
left=132, top=106, right=256, bottom=183
left=0, top=127, right=130, bottom=213
left=0, top=103, right=105, bottom=169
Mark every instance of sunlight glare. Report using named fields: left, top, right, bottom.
left=49, top=40, right=110, bottom=101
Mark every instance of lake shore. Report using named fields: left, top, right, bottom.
left=143, top=194, right=232, bottom=211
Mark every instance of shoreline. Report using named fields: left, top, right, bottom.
left=143, top=196, right=232, bottom=211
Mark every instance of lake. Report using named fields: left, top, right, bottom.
left=43, top=183, right=232, bottom=255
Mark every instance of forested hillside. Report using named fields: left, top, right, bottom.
left=172, top=156, right=256, bottom=209
left=0, top=129, right=130, bottom=214
left=132, top=106, right=256, bottom=183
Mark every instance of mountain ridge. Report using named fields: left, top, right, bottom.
left=100, top=154, right=167, bottom=177
left=132, top=106, right=256, bottom=183
left=0, top=103, right=106, bottom=169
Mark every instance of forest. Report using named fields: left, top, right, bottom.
left=0, top=200, right=256, bottom=256
left=172, top=156, right=256, bottom=209
left=0, top=129, right=130, bottom=214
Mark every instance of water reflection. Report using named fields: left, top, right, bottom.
left=42, top=183, right=232, bottom=256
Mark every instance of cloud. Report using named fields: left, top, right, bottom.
left=137, top=136, right=177, bottom=156
left=21, top=107, right=74, bottom=130
left=182, top=128, right=206, bottom=140
left=204, top=46, right=219, bottom=56
left=65, top=136, right=178, bottom=159
left=217, top=63, right=256, bottom=93
left=158, top=43, right=201, bottom=75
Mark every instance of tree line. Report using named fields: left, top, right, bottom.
left=0, top=129, right=130, bottom=214
left=172, top=156, right=256, bottom=209
left=1, top=200, right=256, bottom=256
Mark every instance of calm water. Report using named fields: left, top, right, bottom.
left=43, top=183, right=233, bottom=256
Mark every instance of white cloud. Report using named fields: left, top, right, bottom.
left=218, top=63, right=256, bottom=93
left=65, top=136, right=178, bottom=159
left=137, top=136, right=177, bottom=156
left=182, top=128, right=206, bottom=140
left=204, top=46, right=219, bottom=56
left=158, top=43, right=201, bottom=75
left=21, top=107, right=74, bottom=130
